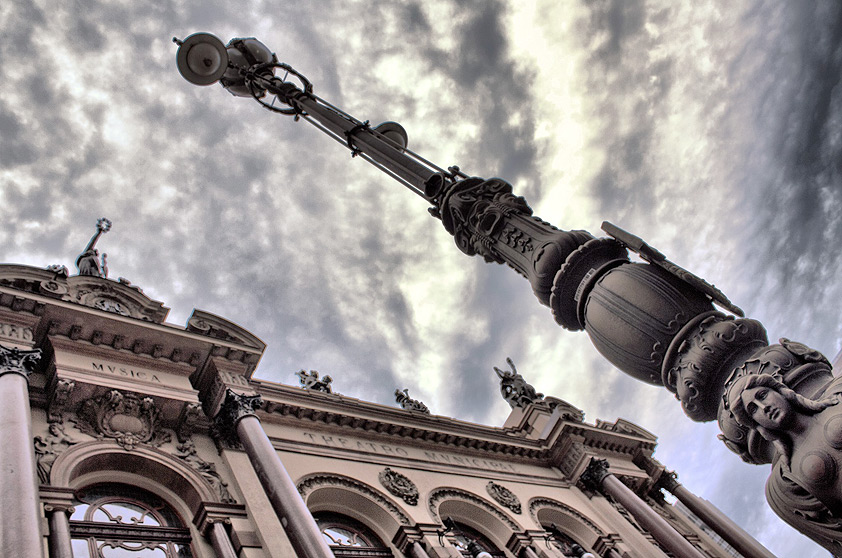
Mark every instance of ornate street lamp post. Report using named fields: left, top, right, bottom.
left=175, top=33, right=842, bottom=553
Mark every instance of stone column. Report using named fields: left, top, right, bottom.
left=657, top=472, right=775, bottom=558
left=408, top=541, right=432, bottom=558
left=522, top=546, right=542, bottom=558
left=0, top=344, right=43, bottom=558
left=45, top=504, right=74, bottom=558
left=215, top=389, right=335, bottom=558
left=580, top=458, right=705, bottom=558
left=207, top=521, right=238, bottom=558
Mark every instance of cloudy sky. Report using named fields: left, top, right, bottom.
left=2, top=1, right=841, bottom=555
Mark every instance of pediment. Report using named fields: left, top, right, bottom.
left=186, top=309, right=265, bottom=350
left=0, top=265, right=169, bottom=323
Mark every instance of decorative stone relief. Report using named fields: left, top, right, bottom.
left=34, top=422, right=79, bottom=484
left=558, top=441, right=586, bottom=479
left=176, top=403, right=203, bottom=443
left=73, top=390, right=170, bottom=451
left=378, top=468, right=419, bottom=506
left=486, top=481, right=521, bottom=514
left=174, top=439, right=236, bottom=504
left=296, top=369, right=333, bottom=393
left=394, top=388, right=429, bottom=414
left=48, top=379, right=76, bottom=423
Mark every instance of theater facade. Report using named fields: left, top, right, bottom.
left=0, top=259, right=775, bottom=558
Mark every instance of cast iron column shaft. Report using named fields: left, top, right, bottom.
left=216, top=389, right=334, bottom=558
left=254, top=74, right=440, bottom=194
left=657, top=473, right=775, bottom=558
left=581, top=459, right=705, bottom=558
left=0, top=344, right=43, bottom=558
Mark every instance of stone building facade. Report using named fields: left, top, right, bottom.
left=0, top=262, right=775, bottom=558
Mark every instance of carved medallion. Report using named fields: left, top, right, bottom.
left=486, top=481, right=521, bottom=514
left=74, top=390, right=170, bottom=451
left=378, top=467, right=419, bottom=506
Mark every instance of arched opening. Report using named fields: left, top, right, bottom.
left=432, top=489, right=517, bottom=556
left=69, top=482, right=193, bottom=558
left=443, top=519, right=506, bottom=558
left=314, top=511, right=393, bottom=557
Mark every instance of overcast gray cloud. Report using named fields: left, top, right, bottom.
left=2, top=1, right=840, bottom=555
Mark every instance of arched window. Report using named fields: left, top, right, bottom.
left=446, top=520, right=506, bottom=558
left=313, top=511, right=393, bottom=557
left=543, top=523, right=591, bottom=557
left=69, top=483, right=192, bottom=558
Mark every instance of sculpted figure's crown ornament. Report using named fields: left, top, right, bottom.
left=75, top=218, right=111, bottom=278
left=296, top=369, right=333, bottom=393
left=494, top=357, right=543, bottom=409
left=395, top=388, right=430, bottom=414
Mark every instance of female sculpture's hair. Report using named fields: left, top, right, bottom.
left=726, top=373, right=839, bottom=465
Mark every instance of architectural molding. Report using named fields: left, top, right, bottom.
left=527, top=498, right=607, bottom=537
left=297, top=473, right=412, bottom=526
left=427, top=487, right=519, bottom=531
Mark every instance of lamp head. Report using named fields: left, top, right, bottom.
left=176, top=33, right=229, bottom=85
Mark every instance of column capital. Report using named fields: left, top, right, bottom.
left=655, top=470, right=680, bottom=493
left=212, top=389, right=263, bottom=448
left=0, top=343, right=41, bottom=380
left=193, top=501, right=248, bottom=536
left=579, top=457, right=611, bottom=492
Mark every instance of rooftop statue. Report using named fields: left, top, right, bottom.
left=494, top=357, right=543, bottom=409
left=75, top=218, right=111, bottom=277
left=296, top=369, right=333, bottom=393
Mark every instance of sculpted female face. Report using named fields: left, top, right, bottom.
left=740, top=385, right=793, bottom=430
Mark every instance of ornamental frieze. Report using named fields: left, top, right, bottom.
left=378, top=468, right=419, bottom=506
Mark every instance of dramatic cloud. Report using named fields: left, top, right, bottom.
left=2, top=1, right=839, bottom=555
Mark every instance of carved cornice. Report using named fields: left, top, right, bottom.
left=378, top=467, right=419, bottom=506
left=297, top=473, right=412, bottom=525
left=428, top=487, right=519, bottom=530
left=264, top=397, right=546, bottom=459
left=0, top=343, right=41, bottom=379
